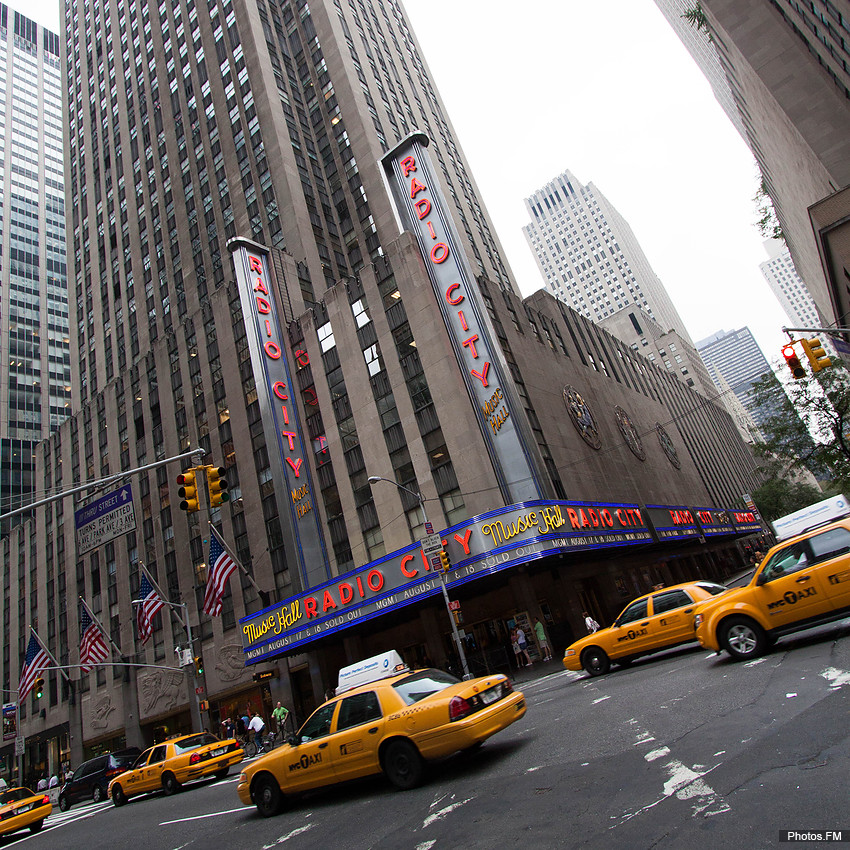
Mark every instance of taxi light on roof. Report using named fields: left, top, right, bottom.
left=336, top=650, right=408, bottom=695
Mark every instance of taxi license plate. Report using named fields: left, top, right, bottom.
left=211, top=747, right=226, bottom=757
left=480, top=686, right=501, bottom=705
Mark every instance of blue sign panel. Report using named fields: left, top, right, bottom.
left=74, top=484, right=136, bottom=555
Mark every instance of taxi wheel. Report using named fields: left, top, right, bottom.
left=111, top=784, right=127, bottom=807
left=581, top=647, right=610, bottom=677
left=720, top=616, right=766, bottom=660
left=162, top=772, right=182, bottom=795
left=253, top=774, right=283, bottom=818
left=92, top=785, right=106, bottom=804
left=29, top=819, right=44, bottom=834
left=215, top=767, right=229, bottom=780
left=58, top=795, right=69, bottom=812
left=383, top=739, right=424, bottom=790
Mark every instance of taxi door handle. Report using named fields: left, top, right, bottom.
left=639, top=621, right=649, bottom=626
left=684, top=608, right=693, bottom=613
left=318, top=742, right=328, bottom=749
left=368, top=727, right=379, bottom=734
left=795, top=575, right=811, bottom=583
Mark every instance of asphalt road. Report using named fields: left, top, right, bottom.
left=10, top=618, right=850, bottom=850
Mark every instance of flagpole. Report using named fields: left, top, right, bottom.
left=78, top=597, right=122, bottom=657
left=29, top=628, right=71, bottom=685
left=208, top=522, right=262, bottom=593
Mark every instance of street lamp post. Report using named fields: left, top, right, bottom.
left=368, top=476, right=471, bottom=679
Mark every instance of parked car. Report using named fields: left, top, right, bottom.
left=58, top=748, right=141, bottom=810
left=562, top=581, right=728, bottom=676
left=694, top=517, right=850, bottom=660
left=237, top=650, right=526, bottom=817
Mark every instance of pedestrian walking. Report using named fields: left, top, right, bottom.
left=248, top=711, right=266, bottom=754
left=514, top=626, right=532, bottom=667
left=534, top=618, right=552, bottom=661
left=583, top=611, right=600, bottom=634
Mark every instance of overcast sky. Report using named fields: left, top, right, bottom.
left=27, top=0, right=790, bottom=362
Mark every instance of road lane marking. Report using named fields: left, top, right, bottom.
left=423, top=793, right=473, bottom=828
left=160, top=805, right=247, bottom=825
left=262, top=824, right=315, bottom=846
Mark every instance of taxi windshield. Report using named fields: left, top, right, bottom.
left=393, top=669, right=459, bottom=705
left=0, top=788, right=32, bottom=804
left=173, top=733, right=220, bottom=753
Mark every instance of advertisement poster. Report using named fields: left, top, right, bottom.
left=3, top=704, right=16, bottom=742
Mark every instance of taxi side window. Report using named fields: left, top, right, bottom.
left=134, top=749, right=152, bottom=769
left=298, top=703, right=336, bottom=742
left=149, top=745, right=168, bottom=764
left=807, top=527, right=850, bottom=564
left=761, top=541, right=809, bottom=582
left=651, top=589, right=692, bottom=615
left=336, top=692, right=382, bottom=732
left=618, top=598, right=648, bottom=625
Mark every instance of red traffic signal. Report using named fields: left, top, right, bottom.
left=176, top=469, right=200, bottom=512
left=781, top=344, right=806, bottom=380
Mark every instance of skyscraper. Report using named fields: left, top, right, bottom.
left=3, top=0, right=763, bottom=774
left=522, top=170, right=693, bottom=345
left=657, top=0, right=850, bottom=330
left=0, top=7, right=70, bottom=527
left=759, top=239, right=823, bottom=333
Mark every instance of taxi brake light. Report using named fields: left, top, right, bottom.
left=41, top=795, right=49, bottom=806
left=503, top=678, right=514, bottom=694
left=449, top=695, right=472, bottom=721
left=189, top=752, right=201, bottom=765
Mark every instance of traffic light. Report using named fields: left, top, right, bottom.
left=34, top=677, right=44, bottom=700
left=800, top=337, right=832, bottom=373
left=781, top=344, right=806, bottom=380
left=194, top=656, right=204, bottom=676
left=439, top=549, right=451, bottom=573
left=207, top=466, right=230, bottom=508
left=177, top=469, right=200, bottom=512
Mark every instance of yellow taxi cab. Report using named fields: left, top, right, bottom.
left=563, top=581, right=728, bottom=676
left=694, top=517, right=850, bottom=660
left=237, top=650, right=526, bottom=817
left=108, top=732, right=243, bottom=805
left=0, top=787, right=52, bottom=836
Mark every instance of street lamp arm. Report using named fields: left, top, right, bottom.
left=367, top=476, right=426, bottom=513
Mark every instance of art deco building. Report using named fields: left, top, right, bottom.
left=0, top=8, right=71, bottom=530
left=522, top=170, right=693, bottom=346
left=0, top=0, right=764, bottom=780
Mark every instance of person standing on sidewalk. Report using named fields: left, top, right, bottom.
left=515, top=625, right=532, bottom=667
left=272, top=701, right=290, bottom=735
left=534, top=618, right=552, bottom=661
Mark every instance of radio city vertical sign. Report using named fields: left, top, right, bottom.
left=228, top=237, right=330, bottom=591
left=380, top=132, right=544, bottom=503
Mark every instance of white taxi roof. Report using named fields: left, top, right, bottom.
left=336, top=650, right=408, bottom=695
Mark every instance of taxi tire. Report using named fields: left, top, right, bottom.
left=111, top=784, right=127, bottom=807
left=162, top=772, right=182, bottom=795
left=581, top=647, right=610, bottom=677
left=29, top=820, right=44, bottom=834
left=720, top=616, right=767, bottom=661
left=383, top=739, right=424, bottom=790
left=92, top=785, right=106, bottom=804
left=253, top=774, right=283, bottom=818
left=215, top=767, right=229, bottom=780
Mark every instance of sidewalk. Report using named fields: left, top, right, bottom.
left=505, top=655, right=565, bottom=686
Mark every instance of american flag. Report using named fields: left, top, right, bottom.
left=203, top=527, right=238, bottom=617
left=136, top=574, right=164, bottom=644
left=79, top=608, right=110, bottom=672
left=19, top=633, right=50, bottom=702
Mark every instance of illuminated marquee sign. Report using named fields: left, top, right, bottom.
left=380, top=132, right=544, bottom=503
left=240, top=498, right=655, bottom=662
left=645, top=504, right=701, bottom=541
left=228, top=237, right=330, bottom=590
left=693, top=507, right=734, bottom=537
left=730, top=509, right=762, bottom=534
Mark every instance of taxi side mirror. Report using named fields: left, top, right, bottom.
left=756, top=570, right=768, bottom=586
left=287, top=734, right=300, bottom=747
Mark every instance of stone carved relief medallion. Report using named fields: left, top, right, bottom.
left=655, top=422, right=681, bottom=469
left=563, top=386, right=601, bottom=450
left=614, top=406, right=645, bottom=461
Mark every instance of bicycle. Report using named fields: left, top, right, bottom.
left=242, top=729, right=280, bottom=758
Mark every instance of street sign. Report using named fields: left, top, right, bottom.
left=195, top=687, right=204, bottom=695
left=448, top=600, right=461, bottom=611
left=420, top=532, right=443, bottom=555
left=74, top=484, right=136, bottom=555
left=424, top=522, right=434, bottom=535
left=14, top=737, right=23, bottom=757
left=429, top=555, right=443, bottom=571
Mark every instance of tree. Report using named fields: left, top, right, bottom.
left=749, top=365, right=850, bottom=491
left=753, top=177, right=784, bottom=242
left=682, top=4, right=708, bottom=33
left=751, top=478, right=824, bottom=523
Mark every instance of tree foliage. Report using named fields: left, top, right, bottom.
left=682, top=4, right=708, bottom=32
left=753, top=177, right=784, bottom=242
left=749, top=365, right=850, bottom=491
left=751, top=478, right=824, bottom=523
